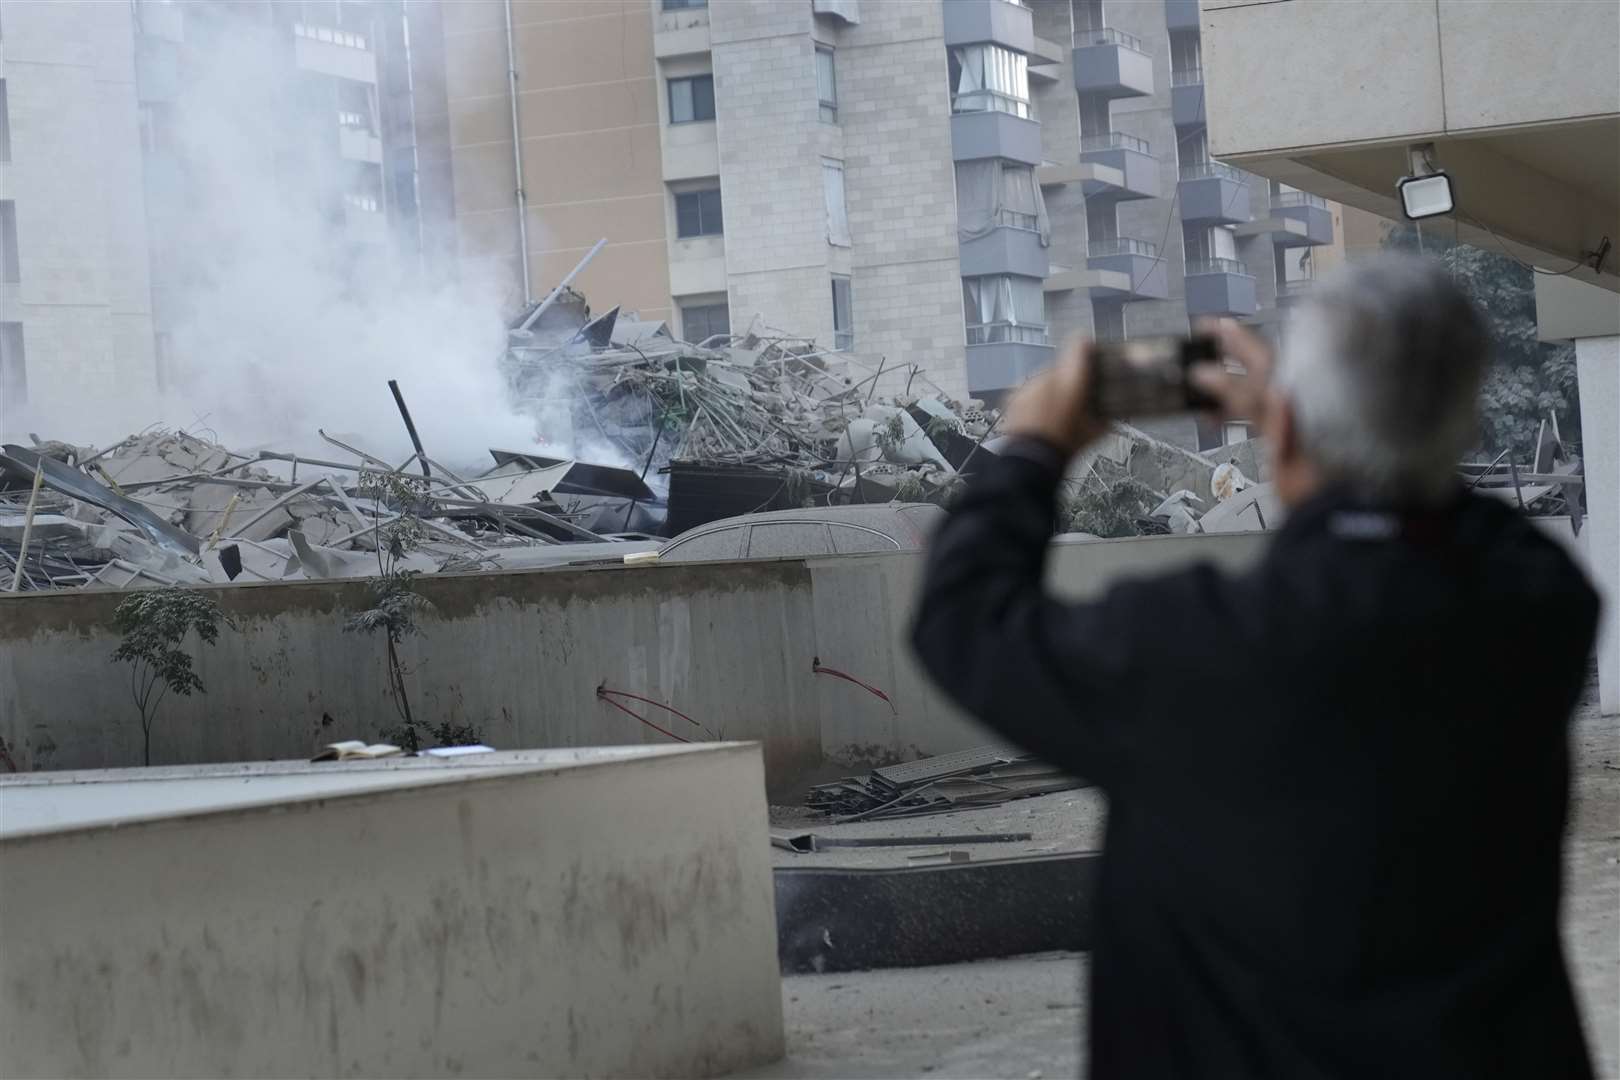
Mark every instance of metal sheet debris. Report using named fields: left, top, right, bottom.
left=805, top=746, right=1087, bottom=821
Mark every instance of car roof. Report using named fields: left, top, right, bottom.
left=661, top=502, right=944, bottom=549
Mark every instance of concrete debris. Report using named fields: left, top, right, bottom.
left=0, top=428, right=646, bottom=593
left=805, top=746, right=1086, bottom=821
left=500, top=302, right=997, bottom=523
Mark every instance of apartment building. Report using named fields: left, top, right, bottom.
left=0, top=0, right=428, bottom=432
left=0, top=0, right=158, bottom=434
left=433, top=0, right=1339, bottom=442
left=132, top=0, right=423, bottom=377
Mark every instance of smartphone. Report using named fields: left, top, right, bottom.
left=1089, top=334, right=1220, bottom=418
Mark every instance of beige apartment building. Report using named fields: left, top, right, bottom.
left=430, top=0, right=1343, bottom=432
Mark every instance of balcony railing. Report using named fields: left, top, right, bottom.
left=1274, top=190, right=1328, bottom=209
left=1073, top=27, right=1145, bottom=52
left=1277, top=278, right=1315, bottom=294
left=1186, top=257, right=1250, bottom=276
left=294, top=22, right=367, bottom=50
left=1089, top=238, right=1158, bottom=258
left=1079, top=132, right=1149, bottom=155
left=992, top=208, right=1041, bottom=231
left=1171, top=66, right=1203, bottom=87
left=1180, top=161, right=1244, bottom=182
left=952, top=90, right=1034, bottom=121
left=967, top=321, right=1049, bottom=346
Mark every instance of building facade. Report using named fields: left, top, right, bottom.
left=0, top=0, right=158, bottom=435
left=0, top=0, right=430, bottom=434
left=431, top=0, right=1341, bottom=443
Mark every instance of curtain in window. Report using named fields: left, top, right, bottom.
left=1005, top=276, right=1044, bottom=326
left=963, top=276, right=1045, bottom=340
left=955, top=160, right=998, bottom=242
left=1210, top=225, right=1237, bottom=261
left=956, top=162, right=1050, bottom=246
left=816, top=48, right=837, bottom=105
left=1000, top=164, right=1050, bottom=246
left=823, top=160, right=850, bottom=246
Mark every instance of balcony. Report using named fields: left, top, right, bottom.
left=959, top=218, right=1051, bottom=279
left=951, top=109, right=1043, bottom=165
left=1072, top=28, right=1153, bottom=99
left=1085, top=238, right=1169, bottom=300
left=1165, top=0, right=1200, bottom=32
left=1272, top=191, right=1335, bottom=246
left=943, top=0, right=1034, bottom=53
left=1171, top=67, right=1204, bottom=127
left=812, top=0, right=860, bottom=24
left=1275, top=278, right=1314, bottom=306
left=1178, top=162, right=1249, bottom=224
left=338, top=123, right=383, bottom=165
left=293, top=23, right=377, bottom=83
left=1077, top=133, right=1159, bottom=200
left=966, top=338, right=1055, bottom=397
left=1185, top=258, right=1258, bottom=317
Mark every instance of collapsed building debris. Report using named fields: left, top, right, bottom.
left=805, top=745, right=1087, bottom=821
left=502, top=292, right=997, bottom=527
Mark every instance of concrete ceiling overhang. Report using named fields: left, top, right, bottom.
left=1218, top=115, right=1620, bottom=294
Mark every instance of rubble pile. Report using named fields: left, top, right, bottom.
left=502, top=296, right=998, bottom=524
left=0, top=428, right=672, bottom=593
left=0, top=297, right=1004, bottom=594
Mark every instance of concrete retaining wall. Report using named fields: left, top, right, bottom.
left=0, top=533, right=1271, bottom=789
left=0, top=745, right=783, bottom=1078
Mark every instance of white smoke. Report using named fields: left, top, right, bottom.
left=22, top=8, right=541, bottom=471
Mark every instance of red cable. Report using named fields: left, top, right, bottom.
left=597, top=687, right=714, bottom=737
left=811, top=661, right=898, bottom=715
left=597, top=690, right=690, bottom=744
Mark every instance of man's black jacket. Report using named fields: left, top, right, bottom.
left=911, top=446, right=1599, bottom=1080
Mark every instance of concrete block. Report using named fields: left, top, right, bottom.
left=0, top=745, right=784, bottom=1077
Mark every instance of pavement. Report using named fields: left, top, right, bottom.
left=749, top=673, right=1619, bottom=1079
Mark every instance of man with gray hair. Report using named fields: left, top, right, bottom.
left=912, top=254, right=1599, bottom=1079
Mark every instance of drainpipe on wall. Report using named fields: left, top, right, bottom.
left=503, top=0, right=533, bottom=306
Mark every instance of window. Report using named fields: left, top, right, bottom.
left=0, top=201, right=18, bottom=284
left=1077, top=95, right=1111, bottom=141
left=662, top=0, right=707, bottom=9
left=747, top=523, right=834, bottom=558
left=1086, top=200, right=1117, bottom=244
left=0, top=81, right=10, bottom=162
left=1170, top=30, right=1201, bottom=80
left=675, top=187, right=723, bottom=238
left=1274, top=245, right=1314, bottom=285
left=830, top=525, right=900, bottom=554
left=822, top=159, right=850, bottom=246
left=1091, top=301, right=1125, bottom=342
left=955, top=161, right=1049, bottom=243
left=668, top=75, right=715, bottom=124
left=815, top=47, right=838, bottom=123
left=1073, top=0, right=1104, bottom=32
left=831, top=275, right=853, bottom=350
left=1177, top=126, right=1208, bottom=169
left=0, top=322, right=24, bottom=412
left=681, top=300, right=730, bottom=342
left=963, top=275, right=1046, bottom=345
left=1223, top=421, right=1251, bottom=446
left=1183, top=224, right=1241, bottom=274
left=661, top=524, right=744, bottom=561
left=949, top=45, right=1030, bottom=118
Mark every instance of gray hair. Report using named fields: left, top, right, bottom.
left=1276, top=253, right=1487, bottom=504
